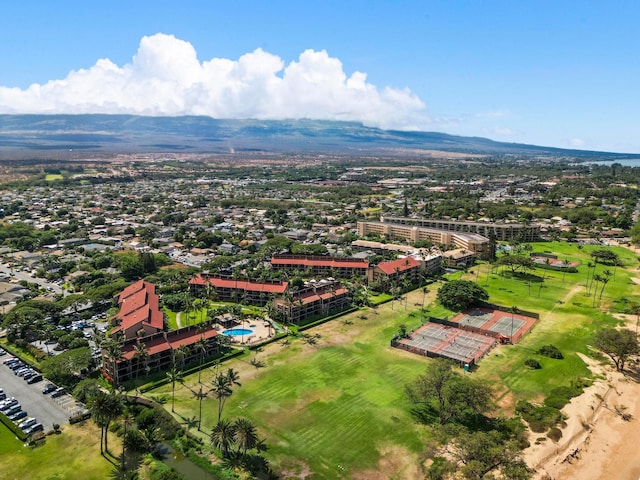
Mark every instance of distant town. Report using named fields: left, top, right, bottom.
left=1, top=151, right=639, bottom=480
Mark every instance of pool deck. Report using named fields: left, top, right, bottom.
left=217, top=318, right=274, bottom=345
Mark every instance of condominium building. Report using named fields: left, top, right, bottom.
left=270, top=255, right=370, bottom=278
left=189, top=273, right=288, bottom=306
left=380, top=216, right=540, bottom=242
left=357, top=221, right=490, bottom=259
left=273, top=281, right=352, bottom=324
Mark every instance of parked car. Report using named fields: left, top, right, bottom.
left=22, top=370, right=37, bottom=381
left=0, top=392, right=6, bottom=401
left=9, top=410, right=27, bottom=422
left=0, top=398, right=18, bottom=410
left=2, top=357, right=16, bottom=365
left=23, top=423, right=43, bottom=435
left=42, top=383, right=57, bottom=394
left=27, top=374, right=43, bottom=384
left=16, top=368, right=32, bottom=377
left=0, top=347, right=6, bottom=355
left=19, top=417, right=37, bottom=430
left=4, top=404, right=21, bottom=416
left=51, top=387, right=65, bottom=398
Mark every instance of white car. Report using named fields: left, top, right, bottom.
left=18, top=417, right=37, bottom=430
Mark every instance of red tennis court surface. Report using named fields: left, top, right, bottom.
left=451, top=307, right=537, bottom=344
left=392, top=307, right=537, bottom=366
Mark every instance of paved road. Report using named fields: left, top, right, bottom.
left=0, top=263, right=67, bottom=297
left=0, top=357, right=80, bottom=433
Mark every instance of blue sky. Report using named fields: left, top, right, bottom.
left=0, top=1, right=638, bottom=153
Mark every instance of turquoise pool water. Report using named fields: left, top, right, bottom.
left=222, top=328, right=253, bottom=336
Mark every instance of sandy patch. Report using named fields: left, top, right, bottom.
left=351, top=445, right=423, bottom=480
left=525, top=353, right=640, bottom=480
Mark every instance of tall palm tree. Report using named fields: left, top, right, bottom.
left=592, top=274, right=603, bottom=307
left=585, top=261, right=594, bottom=295
left=102, top=392, right=123, bottom=453
left=166, top=367, right=183, bottom=413
left=175, top=344, right=191, bottom=371
left=234, top=418, right=258, bottom=456
left=87, top=390, right=110, bottom=454
left=420, top=286, right=429, bottom=323
left=599, top=270, right=612, bottom=301
left=211, top=374, right=233, bottom=423
left=104, top=339, right=123, bottom=387
left=210, top=419, right=236, bottom=458
left=120, top=408, right=134, bottom=472
left=195, top=336, right=208, bottom=384
left=132, top=342, right=148, bottom=380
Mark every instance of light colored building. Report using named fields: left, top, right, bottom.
left=357, top=221, right=490, bottom=259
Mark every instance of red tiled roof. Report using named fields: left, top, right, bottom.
left=121, top=327, right=218, bottom=361
left=376, top=257, right=421, bottom=275
left=271, top=256, right=369, bottom=269
left=115, top=280, right=163, bottom=337
left=189, top=274, right=288, bottom=294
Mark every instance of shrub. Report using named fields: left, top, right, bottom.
left=524, top=359, right=542, bottom=369
left=538, top=344, right=564, bottom=359
left=547, top=427, right=563, bottom=442
left=516, top=401, right=562, bottom=432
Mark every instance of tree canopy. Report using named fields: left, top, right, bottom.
left=437, top=280, right=489, bottom=312
left=593, top=328, right=638, bottom=371
left=405, top=358, right=493, bottom=425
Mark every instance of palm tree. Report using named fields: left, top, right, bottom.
left=234, top=418, right=258, bottom=456
left=132, top=342, right=148, bottom=380
left=166, top=367, right=183, bottom=413
left=585, top=261, right=594, bottom=295
left=210, top=419, right=236, bottom=458
left=104, top=339, right=123, bottom=388
left=420, top=286, right=428, bottom=323
left=195, top=336, right=208, bottom=384
left=211, top=368, right=241, bottom=422
left=599, top=270, right=612, bottom=301
left=591, top=274, right=603, bottom=307
left=175, top=344, right=191, bottom=371
left=87, top=390, right=110, bottom=454
left=211, top=374, right=233, bottom=423
left=120, top=408, right=134, bottom=472
left=102, top=392, right=123, bottom=453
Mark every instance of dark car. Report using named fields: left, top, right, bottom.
left=0, top=392, right=6, bottom=401
left=9, top=410, right=27, bottom=422
left=27, top=374, right=43, bottom=384
left=42, top=383, right=57, bottom=394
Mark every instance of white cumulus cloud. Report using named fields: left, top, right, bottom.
left=0, top=33, right=431, bottom=130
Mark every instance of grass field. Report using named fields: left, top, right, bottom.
left=45, top=174, right=64, bottom=181
left=143, top=242, right=640, bottom=478
left=0, top=423, right=119, bottom=480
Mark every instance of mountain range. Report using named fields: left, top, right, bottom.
left=0, top=114, right=637, bottom=160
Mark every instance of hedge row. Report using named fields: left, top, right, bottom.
left=0, top=411, right=28, bottom=442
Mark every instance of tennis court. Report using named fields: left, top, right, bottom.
left=451, top=307, right=536, bottom=343
left=394, top=323, right=495, bottom=365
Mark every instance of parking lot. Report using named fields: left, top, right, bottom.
left=0, top=356, right=84, bottom=432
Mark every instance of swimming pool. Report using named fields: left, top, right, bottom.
left=222, top=328, right=253, bottom=337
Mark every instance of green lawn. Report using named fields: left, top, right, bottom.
left=150, top=298, right=434, bottom=479
left=45, top=174, right=64, bottom=181
left=0, top=423, right=119, bottom=480
left=145, top=242, right=640, bottom=478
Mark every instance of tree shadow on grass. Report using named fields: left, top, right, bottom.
left=409, top=405, right=440, bottom=425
